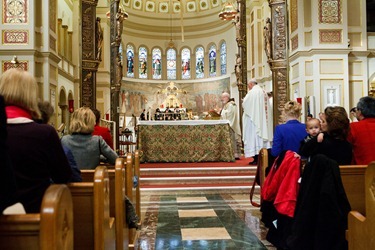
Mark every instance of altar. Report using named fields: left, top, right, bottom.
left=137, top=120, right=235, bottom=163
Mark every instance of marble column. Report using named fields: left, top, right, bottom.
left=80, top=0, right=100, bottom=108
left=268, top=0, right=289, bottom=126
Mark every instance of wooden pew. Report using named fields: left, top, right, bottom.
left=347, top=162, right=375, bottom=250
left=0, top=184, right=73, bottom=250
left=125, top=152, right=139, bottom=250
left=68, top=166, right=116, bottom=250
left=134, top=150, right=141, bottom=225
left=250, top=148, right=268, bottom=207
left=81, top=159, right=130, bottom=250
left=339, top=165, right=367, bottom=214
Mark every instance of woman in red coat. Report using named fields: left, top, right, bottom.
left=347, top=96, right=375, bottom=165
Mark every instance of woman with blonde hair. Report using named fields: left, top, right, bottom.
left=61, top=107, right=118, bottom=169
left=271, top=100, right=308, bottom=157
left=0, top=68, right=72, bottom=213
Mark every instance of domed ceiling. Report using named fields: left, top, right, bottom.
left=121, top=0, right=234, bottom=40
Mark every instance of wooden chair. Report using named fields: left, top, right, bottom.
left=347, top=162, right=375, bottom=250
left=0, top=184, right=73, bottom=250
left=340, top=165, right=367, bottom=214
left=68, top=166, right=115, bottom=250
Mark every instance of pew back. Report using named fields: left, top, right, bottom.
left=0, top=184, right=73, bottom=250
left=339, top=165, right=367, bottom=214
left=81, top=160, right=130, bottom=250
left=68, top=166, right=115, bottom=250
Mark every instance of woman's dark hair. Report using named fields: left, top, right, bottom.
left=356, top=96, right=375, bottom=118
left=91, top=108, right=101, bottom=124
left=324, top=106, right=350, bottom=140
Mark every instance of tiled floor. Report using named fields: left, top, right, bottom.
left=138, top=191, right=275, bottom=249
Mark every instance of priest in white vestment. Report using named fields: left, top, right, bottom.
left=220, top=92, right=242, bottom=159
left=242, top=79, right=273, bottom=163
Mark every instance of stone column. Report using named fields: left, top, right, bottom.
left=268, top=0, right=289, bottom=126
left=81, top=0, right=100, bottom=108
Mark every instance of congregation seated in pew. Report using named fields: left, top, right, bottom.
left=61, top=107, right=118, bottom=170
left=0, top=68, right=72, bottom=213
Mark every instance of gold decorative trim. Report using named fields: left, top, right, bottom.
left=319, top=29, right=342, bottom=43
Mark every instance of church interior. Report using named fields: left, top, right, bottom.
left=1, top=0, right=375, bottom=249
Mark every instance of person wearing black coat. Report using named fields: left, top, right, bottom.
left=287, top=154, right=351, bottom=250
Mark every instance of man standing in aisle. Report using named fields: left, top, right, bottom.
left=220, top=92, right=242, bottom=159
left=242, top=78, right=273, bottom=164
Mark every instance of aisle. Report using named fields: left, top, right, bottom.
left=137, top=191, right=275, bottom=250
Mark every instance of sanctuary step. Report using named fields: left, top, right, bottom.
left=139, top=163, right=258, bottom=193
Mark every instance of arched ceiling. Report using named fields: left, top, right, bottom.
left=121, top=0, right=234, bottom=40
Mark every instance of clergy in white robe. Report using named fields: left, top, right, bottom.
left=220, top=92, right=242, bottom=159
left=242, top=79, right=273, bottom=159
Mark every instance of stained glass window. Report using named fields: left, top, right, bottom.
left=195, top=47, right=204, bottom=79
left=138, top=47, right=147, bottom=79
left=220, top=41, right=227, bottom=75
left=152, top=48, right=162, bottom=79
left=126, top=44, right=135, bottom=78
left=167, top=48, right=176, bottom=80
left=209, top=45, right=216, bottom=77
left=181, top=48, right=191, bottom=79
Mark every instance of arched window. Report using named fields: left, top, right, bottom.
left=209, top=45, right=216, bottom=77
left=138, top=47, right=148, bottom=79
left=220, top=41, right=227, bottom=75
left=126, top=44, right=134, bottom=78
left=167, top=48, right=176, bottom=80
left=152, top=48, right=162, bottom=79
left=181, top=48, right=191, bottom=79
left=195, top=46, right=204, bottom=79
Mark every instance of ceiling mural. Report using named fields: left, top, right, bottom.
left=123, top=0, right=225, bottom=14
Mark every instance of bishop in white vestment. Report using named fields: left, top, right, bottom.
left=242, top=79, right=273, bottom=160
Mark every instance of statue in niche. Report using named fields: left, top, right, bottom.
left=234, top=13, right=241, bottom=41
left=264, top=17, right=272, bottom=61
left=234, top=53, right=242, bottom=84
left=95, top=17, right=103, bottom=61
left=116, top=53, right=123, bottom=88
left=113, top=7, right=126, bottom=46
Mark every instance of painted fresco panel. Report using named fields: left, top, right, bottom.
left=120, top=78, right=230, bottom=116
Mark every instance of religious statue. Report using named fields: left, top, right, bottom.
left=95, top=17, right=103, bottom=61
left=264, top=17, right=272, bottom=61
left=234, top=53, right=242, bottom=83
left=113, top=6, right=126, bottom=46
left=234, top=13, right=241, bottom=41
left=116, top=53, right=123, bottom=88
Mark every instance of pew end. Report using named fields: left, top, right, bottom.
left=68, top=166, right=116, bottom=250
left=347, top=162, right=375, bottom=250
left=0, top=184, right=74, bottom=250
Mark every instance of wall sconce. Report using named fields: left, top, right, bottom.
left=68, top=99, right=74, bottom=113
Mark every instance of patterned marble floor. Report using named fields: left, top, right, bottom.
left=137, top=191, right=276, bottom=250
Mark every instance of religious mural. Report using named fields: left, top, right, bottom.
left=120, top=78, right=230, bottom=116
